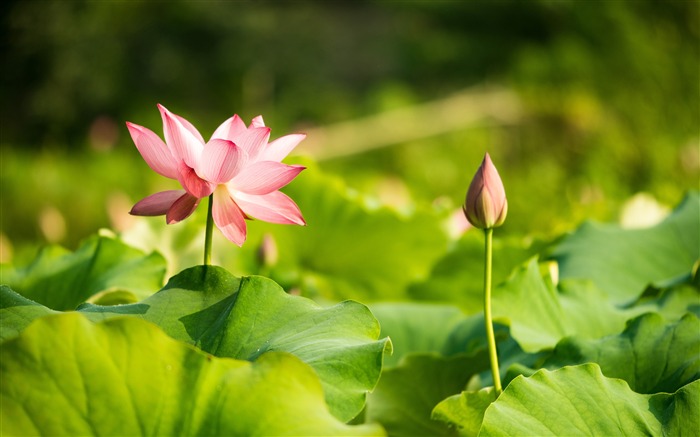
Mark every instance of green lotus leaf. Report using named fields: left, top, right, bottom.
left=244, top=166, right=451, bottom=301
left=432, top=387, right=497, bottom=437
left=407, top=232, right=547, bottom=313
left=370, top=302, right=465, bottom=367
left=478, top=364, right=699, bottom=436
left=369, top=302, right=543, bottom=388
left=543, top=312, right=700, bottom=394
left=0, top=313, right=385, bottom=436
left=0, top=231, right=166, bottom=310
left=443, top=314, right=545, bottom=388
left=491, top=258, right=630, bottom=352
left=385, top=199, right=698, bottom=356
left=632, top=281, right=700, bottom=320
left=1, top=266, right=391, bottom=421
left=365, top=353, right=489, bottom=437
left=0, top=286, right=56, bottom=341
left=487, top=257, right=699, bottom=352
left=552, top=192, right=700, bottom=304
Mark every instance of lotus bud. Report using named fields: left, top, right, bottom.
left=463, top=153, right=508, bottom=229
left=257, top=233, right=279, bottom=268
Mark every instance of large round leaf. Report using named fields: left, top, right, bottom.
left=488, top=257, right=699, bottom=353
left=543, top=312, right=700, bottom=393
left=370, top=302, right=465, bottom=367
left=407, top=232, right=547, bottom=314
left=0, top=286, right=57, bottom=341
left=0, top=313, right=384, bottom=436
left=1, top=266, right=391, bottom=421
left=432, top=387, right=496, bottom=437
left=479, top=364, right=699, bottom=436
left=365, top=353, right=489, bottom=437
left=436, top=364, right=699, bottom=436
left=552, top=192, right=699, bottom=304
left=491, top=258, right=632, bottom=352
left=0, top=232, right=166, bottom=310
left=369, top=302, right=543, bottom=385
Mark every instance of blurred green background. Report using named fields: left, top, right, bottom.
left=2, top=0, right=698, bottom=263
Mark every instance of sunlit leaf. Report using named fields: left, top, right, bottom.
left=543, top=312, right=700, bottom=394
left=370, top=301, right=544, bottom=386
left=245, top=166, right=451, bottom=301
left=1, top=266, right=390, bottom=421
left=0, top=313, right=385, bottom=436
left=631, top=279, right=700, bottom=320
left=365, top=353, right=489, bottom=437
left=443, top=314, right=545, bottom=388
left=370, top=303, right=465, bottom=367
left=0, top=231, right=166, bottom=310
left=0, top=286, right=56, bottom=341
left=407, top=232, right=547, bottom=313
left=479, top=364, right=699, bottom=436
left=552, top=192, right=700, bottom=304
left=432, top=387, right=496, bottom=437
left=492, top=259, right=631, bottom=352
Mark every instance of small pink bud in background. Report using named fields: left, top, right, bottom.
left=463, top=153, right=508, bottom=229
left=257, top=233, right=279, bottom=268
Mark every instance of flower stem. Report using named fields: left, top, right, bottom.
left=203, top=194, right=214, bottom=266
left=484, top=227, right=503, bottom=397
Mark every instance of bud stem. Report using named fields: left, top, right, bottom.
left=203, top=194, right=214, bottom=266
left=483, top=227, right=503, bottom=397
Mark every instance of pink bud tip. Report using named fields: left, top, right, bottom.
left=463, top=153, right=508, bottom=229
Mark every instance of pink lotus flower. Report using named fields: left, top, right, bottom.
left=463, top=153, right=507, bottom=229
left=127, top=104, right=306, bottom=246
